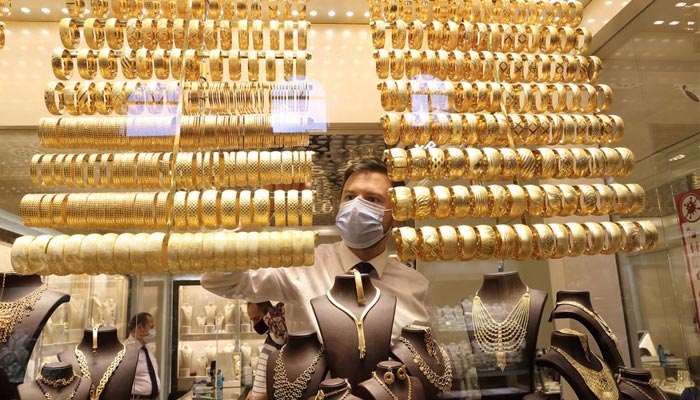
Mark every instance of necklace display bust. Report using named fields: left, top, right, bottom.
left=266, top=331, right=327, bottom=400
left=58, top=326, right=139, bottom=400
left=461, top=271, right=547, bottom=399
left=550, top=290, right=625, bottom=371
left=355, top=361, right=424, bottom=400
left=618, top=368, right=669, bottom=400
left=18, top=362, right=90, bottom=400
left=391, top=324, right=452, bottom=398
left=311, top=273, right=396, bottom=388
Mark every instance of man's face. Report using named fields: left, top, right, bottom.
left=137, top=315, right=154, bottom=338
left=339, top=171, right=394, bottom=231
left=247, top=303, right=266, bottom=325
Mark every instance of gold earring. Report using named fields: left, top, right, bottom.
left=397, top=366, right=408, bottom=381
left=384, top=370, right=395, bottom=385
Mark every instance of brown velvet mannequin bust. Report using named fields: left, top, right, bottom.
left=312, top=378, right=362, bottom=400
left=355, top=361, right=424, bottom=400
left=0, top=274, right=70, bottom=385
left=618, top=368, right=667, bottom=400
left=18, top=362, right=91, bottom=400
left=391, top=324, right=452, bottom=398
left=535, top=330, right=620, bottom=400
left=461, top=271, right=547, bottom=399
left=550, top=290, right=625, bottom=371
left=59, top=326, right=139, bottom=400
left=266, top=331, right=328, bottom=400
left=311, top=273, right=396, bottom=388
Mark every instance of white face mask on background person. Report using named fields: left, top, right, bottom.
left=145, top=328, right=156, bottom=342
left=335, top=197, right=391, bottom=249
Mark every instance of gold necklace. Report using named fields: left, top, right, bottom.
left=37, top=371, right=78, bottom=388
left=552, top=347, right=619, bottom=400
left=75, top=344, right=126, bottom=400
left=0, top=274, right=48, bottom=343
left=398, top=335, right=452, bottom=392
left=36, top=375, right=82, bottom=400
left=272, top=344, right=325, bottom=400
left=471, top=289, right=530, bottom=371
left=326, top=288, right=381, bottom=359
left=315, top=379, right=351, bottom=400
left=372, top=371, right=412, bottom=400
left=555, top=301, right=618, bottom=345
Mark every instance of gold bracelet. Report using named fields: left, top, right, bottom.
left=494, top=224, right=517, bottom=259
left=637, top=220, right=658, bottom=252
left=531, top=224, right=555, bottom=260
left=475, top=225, right=496, bottom=260
left=432, top=186, right=452, bottom=219
left=548, top=223, right=570, bottom=259
left=301, top=190, right=314, bottom=226
left=417, top=226, right=440, bottom=261
left=413, top=186, right=433, bottom=219
left=438, top=226, right=458, bottom=261
left=513, top=224, right=533, bottom=260
left=252, top=189, right=270, bottom=227
left=582, top=222, right=605, bottom=255
left=454, top=225, right=476, bottom=261
left=394, top=227, right=417, bottom=262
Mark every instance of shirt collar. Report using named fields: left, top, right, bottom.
left=338, top=242, right=388, bottom=278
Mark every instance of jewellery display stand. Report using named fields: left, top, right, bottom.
left=0, top=274, right=69, bottom=385
left=535, top=330, right=619, bottom=400
left=618, top=368, right=668, bottom=400
left=391, top=324, right=453, bottom=398
left=316, top=378, right=363, bottom=400
left=265, top=331, right=327, bottom=400
left=58, top=326, right=139, bottom=400
left=550, top=290, right=625, bottom=371
left=355, top=361, right=424, bottom=400
left=311, top=273, right=397, bottom=388
left=17, top=361, right=90, bottom=400
left=461, top=272, right=547, bottom=400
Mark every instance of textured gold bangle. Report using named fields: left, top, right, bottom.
left=512, top=224, right=533, bottom=260
left=60, top=18, right=81, bottom=49
left=592, top=183, right=615, bottom=215
left=474, top=225, right=496, bottom=260
left=252, top=189, right=270, bottom=227
left=302, top=230, right=315, bottom=266
left=563, top=222, right=587, bottom=257
left=432, top=186, right=452, bottom=219
left=417, top=226, right=440, bottom=262
left=531, top=224, right=555, bottom=260
left=599, top=221, right=623, bottom=255
left=437, top=225, right=458, bottom=261
left=220, top=189, right=238, bottom=229
left=200, top=190, right=219, bottom=229
left=609, top=183, right=632, bottom=215
left=451, top=225, right=475, bottom=261
left=626, top=183, right=646, bottom=214
left=548, top=223, right=570, bottom=259
left=301, top=190, right=314, bottom=226
left=279, top=231, right=293, bottom=267
left=237, top=190, right=252, bottom=228
left=494, top=224, right=517, bottom=260
left=412, top=186, right=433, bottom=219
left=582, top=222, right=605, bottom=255
left=286, top=189, right=299, bottom=226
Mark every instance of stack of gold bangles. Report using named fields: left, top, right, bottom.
left=369, top=0, right=583, bottom=26
left=384, top=146, right=633, bottom=181
left=381, top=112, right=623, bottom=146
left=11, top=230, right=317, bottom=275
left=182, top=81, right=311, bottom=115
left=378, top=81, right=612, bottom=114
left=372, top=21, right=590, bottom=54
left=20, top=189, right=315, bottom=229
left=38, top=115, right=310, bottom=150
left=30, top=150, right=314, bottom=189
left=373, top=50, right=601, bottom=82
left=393, top=221, right=657, bottom=262
left=388, top=183, right=644, bottom=221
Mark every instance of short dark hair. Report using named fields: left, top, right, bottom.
left=128, top=312, right=153, bottom=333
left=341, top=157, right=389, bottom=191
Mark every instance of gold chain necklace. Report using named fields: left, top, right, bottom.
left=0, top=274, right=48, bottom=343
left=398, top=336, right=452, bottom=392
left=37, top=371, right=78, bottom=388
left=272, top=345, right=325, bottom=400
left=471, top=289, right=530, bottom=371
left=620, top=378, right=669, bottom=400
left=552, top=347, right=619, bottom=400
left=75, top=344, right=126, bottom=400
left=372, top=371, right=412, bottom=400
left=315, top=379, right=351, bottom=400
left=36, top=375, right=82, bottom=400
left=326, top=288, right=381, bottom=359
left=555, top=301, right=619, bottom=345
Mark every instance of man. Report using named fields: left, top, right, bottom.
left=126, top=312, right=160, bottom=400
left=202, top=157, right=429, bottom=339
left=246, top=302, right=287, bottom=400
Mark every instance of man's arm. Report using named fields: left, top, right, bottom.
left=200, top=268, right=302, bottom=304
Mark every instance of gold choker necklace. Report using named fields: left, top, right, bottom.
left=555, top=301, right=618, bottom=345
left=36, top=375, right=82, bottom=400
left=75, top=344, right=126, bottom=400
left=0, top=275, right=48, bottom=343
left=315, top=379, right=351, bottom=400
left=552, top=347, right=618, bottom=400
left=37, top=371, right=78, bottom=388
left=272, top=345, right=325, bottom=400
left=471, top=289, right=531, bottom=371
left=326, top=288, right=381, bottom=359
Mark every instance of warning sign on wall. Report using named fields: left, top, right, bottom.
left=675, top=189, right=700, bottom=332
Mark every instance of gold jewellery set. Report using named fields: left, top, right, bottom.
left=398, top=325, right=452, bottom=392
left=11, top=229, right=317, bottom=276
left=75, top=341, right=127, bottom=400
left=38, top=115, right=310, bottom=151
left=386, top=146, right=633, bottom=181
left=20, top=188, right=315, bottom=229
left=36, top=370, right=82, bottom=400
left=555, top=300, right=618, bottom=346
left=372, top=365, right=412, bottom=400
left=368, top=0, right=584, bottom=26
left=0, top=274, right=48, bottom=343
left=315, top=380, right=351, bottom=400
left=393, top=221, right=658, bottom=262
left=389, top=182, right=644, bottom=220
left=272, top=345, right=325, bottom=400
left=29, top=150, right=314, bottom=189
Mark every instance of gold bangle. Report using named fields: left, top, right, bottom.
left=524, top=185, right=545, bottom=216
left=371, top=20, right=386, bottom=49
left=540, top=184, right=563, bottom=217
left=455, top=225, right=477, bottom=261
left=513, top=224, right=534, bottom=260
left=394, top=227, right=418, bottom=262
left=52, top=49, right=74, bottom=80
left=610, top=183, right=633, bottom=215
left=438, top=226, right=458, bottom=261
left=506, top=184, right=527, bottom=217
left=201, top=190, right=219, bottom=229
left=575, top=184, right=598, bottom=216
left=475, top=225, right=496, bottom=260
left=412, top=186, right=433, bottom=219
left=301, top=190, right=314, bottom=226
left=531, top=224, right=555, bottom=260
left=616, top=147, right=635, bottom=176
left=290, top=231, right=305, bottom=267
left=252, top=189, right=270, bottom=227
left=449, top=185, right=470, bottom=219
left=626, top=183, right=646, bottom=214
left=417, top=226, right=440, bottom=261
left=548, top=223, right=570, bottom=259
left=582, top=222, right=605, bottom=255
left=105, top=18, right=124, bottom=49
left=408, top=147, right=429, bottom=181
left=59, top=18, right=81, bottom=49
left=494, top=224, right=517, bottom=259
left=432, top=186, right=452, bottom=219
left=279, top=231, right=293, bottom=267
left=637, top=220, right=658, bottom=252
left=599, top=221, right=623, bottom=255
left=286, top=189, right=299, bottom=226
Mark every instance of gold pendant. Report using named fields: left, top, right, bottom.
left=496, top=351, right=507, bottom=371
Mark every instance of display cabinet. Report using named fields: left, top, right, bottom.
left=172, top=279, right=264, bottom=398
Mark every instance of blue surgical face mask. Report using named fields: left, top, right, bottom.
left=335, top=197, right=391, bottom=249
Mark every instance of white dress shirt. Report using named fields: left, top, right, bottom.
left=201, top=241, right=430, bottom=341
left=125, top=336, right=161, bottom=397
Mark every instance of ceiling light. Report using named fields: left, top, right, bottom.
left=346, top=11, right=354, bottom=17
left=291, top=10, right=298, bottom=16
left=328, top=10, right=336, bottom=17
left=670, top=20, right=680, bottom=25
left=20, top=7, right=30, bottom=13
left=364, top=11, right=370, bottom=17
left=653, top=20, right=664, bottom=25
left=41, top=7, right=50, bottom=13
left=676, top=1, right=687, bottom=5
left=84, top=9, right=90, bottom=14
left=309, top=10, right=317, bottom=16
left=669, top=154, right=686, bottom=162
left=61, top=7, right=68, bottom=14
